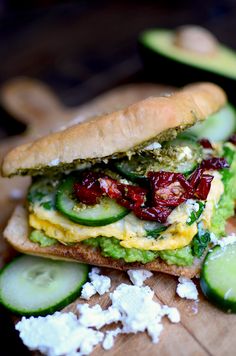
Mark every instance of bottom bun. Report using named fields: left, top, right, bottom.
left=4, top=205, right=207, bottom=278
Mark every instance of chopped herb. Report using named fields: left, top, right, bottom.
left=191, top=224, right=210, bottom=258
left=28, top=190, right=46, bottom=203
left=145, top=225, right=167, bottom=239
left=40, top=201, right=53, bottom=210
left=187, top=201, right=205, bottom=226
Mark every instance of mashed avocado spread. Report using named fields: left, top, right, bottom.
left=210, top=145, right=236, bottom=236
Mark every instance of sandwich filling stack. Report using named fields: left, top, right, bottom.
left=2, top=82, right=236, bottom=278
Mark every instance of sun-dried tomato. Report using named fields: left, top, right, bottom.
left=148, top=171, right=190, bottom=207
left=134, top=206, right=172, bottom=223
left=99, top=177, right=122, bottom=200
left=194, top=174, right=213, bottom=200
left=74, top=171, right=105, bottom=205
left=73, top=153, right=228, bottom=223
left=99, top=177, right=147, bottom=209
left=188, top=168, right=203, bottom=190
left=200, top=157, right=229, bottom=170
left=199, top=138, right=213, bottom=149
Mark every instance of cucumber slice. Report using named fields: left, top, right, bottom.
left=0, top=255, right=88, bottom=316
left=188, top=104, right=236, bottom=142
left=200, top=243, right=236, bottom=312
left=56, top=176, right=129, bottom=226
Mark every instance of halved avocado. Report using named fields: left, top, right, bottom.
left=139, top=27, right=236, bottom=104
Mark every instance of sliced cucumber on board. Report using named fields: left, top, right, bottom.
left=56, top=176, right=129, bottom=226
left=200, top=243, right=236, bottom=313
left=188, top=104, right=236, bottom=142
left=0, top=255, right=88, bottom=316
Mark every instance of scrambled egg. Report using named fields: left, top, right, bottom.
left=29, top=172, right=224, bottom=251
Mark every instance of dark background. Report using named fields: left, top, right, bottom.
left=1, top=0, right=236, bottom=355
left=1, top=0, right=236, bottom=107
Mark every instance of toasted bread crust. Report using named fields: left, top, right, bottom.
left=2, top=83, right=226, bottom=177
left=3, top=206, right=202, bottom=278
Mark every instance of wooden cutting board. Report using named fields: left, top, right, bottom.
left=0, top=78, right=236, bottom=356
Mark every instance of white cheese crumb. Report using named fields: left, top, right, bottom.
left=143, top=142, right=161, bottom=150
left=80, top=268, right=111, bottom=300
left=217, top=233, right=236, bottom=248
left=161, top=305, right=181, bottom=323
left=119, top=178, right=130, bottom=185
left=185, top=199, right=200, bottom=214
left=80, top=282, right=97, bottom=300
left=224, top=288, right=233, bottom=299
left=127, top=269, right=153, bottom=286
left=9, top=188, right=24, bottom=200
left=110, top=283, right=163, bottom=343
left=210, top=232, right=218, bottom=245
left=16, top=280, right=182, bottom=355
left=178, top=146, right=193, bottom=161
left=77, top=304, right=121, bottom=329
left=176, top=277, right=198, bottom=300
left=48, top=158, right=60, bottom=167
left=102, top=328, right=122, bottom=350
left=15, top=312, right=103, bottom=356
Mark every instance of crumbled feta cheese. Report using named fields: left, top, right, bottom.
left=127, top=269, right=153, bottom=287
left=80, top=268, right=111, bottom=300
left=17, top=278, right=182, bottom=355
left=210, top=232, right=218, bottom=245
left=9, top=188, right=24, bottom=200
left=178, top=146, right=193, bottom=160
left=119, top=178, right=130, bottom=185
left=161, top=305, right=181, bottom=323
left=143, top=142, right=161, bottom=150
left=77, top=304, right=121, bottom=329
left=89, top=268, right=111, bottom=295
left=217, top=233, right=236, bottom=248
left=102, top=328, right=122, bottom=350
left=176, top=277, right=198, bottom=300
left=15, top=312, right=103, bottom=356
left=110, top=283, right=163, bottom=343
left=186, top=199, right=200, bottom=214
left=80, top=282, right=97, bottom=300
left=49, top=158, right=60, bottom=167
left=203, top=148, right=214, bottom=157
left=224, top=288, right=233, bottom=299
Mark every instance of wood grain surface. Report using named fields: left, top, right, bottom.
left=0, top=78, right=235, bottom=356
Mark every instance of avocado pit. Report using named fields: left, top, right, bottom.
left=174, top=25, right=218, bottom=56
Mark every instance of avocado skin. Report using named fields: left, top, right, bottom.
left=138, top=40, right=236, bottom=105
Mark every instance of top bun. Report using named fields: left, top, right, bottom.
left=2, top=82, right=226, bottom=177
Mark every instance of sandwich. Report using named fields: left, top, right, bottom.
left=2, top=82, right=236, bottom=278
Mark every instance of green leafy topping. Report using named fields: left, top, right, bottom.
left=28, top=190, right=46, bottom=204
left=40, top=201, right=54, bottom=210
left=191, top=224, right=210, bottom=258
left=145, top=224, right=167, bottom=238
left=187, top=201, right=205, bottom=226
left=29, top=230, right=57, bottom=247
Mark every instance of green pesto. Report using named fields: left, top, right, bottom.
left=13, top=125, right=193, bottom=177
